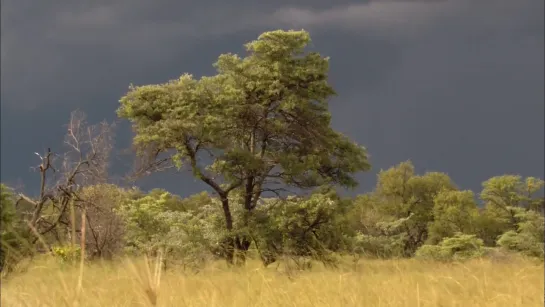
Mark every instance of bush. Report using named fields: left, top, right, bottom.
left=351, top=214, right=414, bottom=259
left=116, top=191, right=216, bottom=271
left=1, top=184, right=32, bottom=274
left=497, top=231, right=544, bottom=258
left=496, top=208, right=544, bottom=258
left=415, top=245, right=451, bottom=261
left=353, top=233, right=405, bottom=258
left=415, top=233, right=485, bottom=261
left=51, top=245, right=82, bottom=263
left=250, top=193, right=349, bottom=267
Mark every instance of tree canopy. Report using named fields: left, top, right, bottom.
left=118, top=30, right=369, bottom=194
left=117, top=30, right=371, bottom=263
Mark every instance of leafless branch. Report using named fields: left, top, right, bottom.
left=18, top=110, right=116, bottom=247
left=125, top=142, right=175, bottom=182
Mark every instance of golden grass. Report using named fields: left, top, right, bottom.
left=1, top=256, right=543, bottom=307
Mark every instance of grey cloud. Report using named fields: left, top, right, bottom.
left=271, top=1, right=452, bottom=36
left=1, top=0, right=543, bottom=196
left=1, top=0, right=471, bottom=109
left=271, top=0, right=544, bottom=41
left=324, top=0, right=544, bottom=190
left=1, top=1, right=265, bottom=108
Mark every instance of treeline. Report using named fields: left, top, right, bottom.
left=1, top=30, right=543, bottom=273
left=2, top=162, right=543, bottom=272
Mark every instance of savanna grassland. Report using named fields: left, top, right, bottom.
left=1, top=256, right=543, bottom=307
left=2, top=30, right=544, bottom=307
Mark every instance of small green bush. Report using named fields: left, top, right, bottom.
left=496, top=208, right=544, bottom=259
left=353, top=233, right=405, bottom=258
left=415, top=245, right=450, bottom=261
left=51, top=245, right=82, bottom=263
left=497, top=231, right=544, bottom=258
left=415, top=233, right=485, bottom=261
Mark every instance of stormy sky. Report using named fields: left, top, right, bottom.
left=1, top=0, right=543, bottom=197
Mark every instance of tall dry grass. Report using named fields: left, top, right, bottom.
left=1, top=255, right=543, bottom=307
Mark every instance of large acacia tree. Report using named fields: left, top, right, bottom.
left=117, top=30, right=370, bottom=264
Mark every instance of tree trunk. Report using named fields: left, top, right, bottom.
left=220, top=197, right=235, bottom=265
left=234, top=236, right=252, bottom=265
left=233, top=184, right=256, bottom=265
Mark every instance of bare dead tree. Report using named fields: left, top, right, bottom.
left=14, top=110, right=115, bottom=250
left=59, top=110, right=114, bottom=186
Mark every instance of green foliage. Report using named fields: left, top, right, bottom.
left=473, top=208, right=508, bottom=246
left=355, top=213, right=416, bottom=258
left=117, top=30, right=370, bottom=191
left=116, top=191, right=216, bottom=269
left=1, top=184, right=17, bottom=244
left=1, top=184, right=17, bottom=270
left=117, top=29, right=371, bottom=264
left=51, top=245, right=82, bottom=263
left=415, top=233, right=485, bottom=262
left=497, top=207, right=544, bottom=258
left=117, top=191, right=186, bottom=254
left=480, top=175, right=544, bottom=228
left=267, top=193, right=348, bottom=263
left=219, top=191, right=350, bottom=266
left=1, top=184, right=29, bottom=272
left=427, top=190, right=479, bottom=244
left=373, top=161, right=457, bottom=256
left=353, top=233, right=406, bottom=259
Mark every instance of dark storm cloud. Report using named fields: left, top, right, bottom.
left=1, top=0, right=372, bottom=109
left=1, top=0, right=543, bottom=196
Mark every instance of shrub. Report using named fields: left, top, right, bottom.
left=353, top=233, right=405, bottom=258
left=249, top=193, right=349, bottom=267
left=116, top=191, right=215, bottom=271
left=351, top=214, right=414, bottom=259
left=415, top=245, right=451, bottom=261
left=1, top=184, right=32, bottom=274
left=51, top=245, right=82, bottom=263
left=496, top=208, right=544, bottom=258
left=415, top=233, right=485, bottom=261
